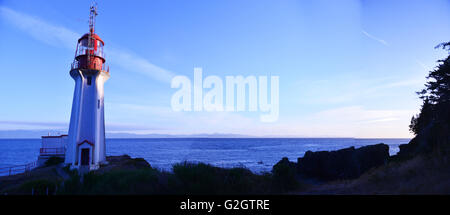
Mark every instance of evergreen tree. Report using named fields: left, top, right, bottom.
left=410, top=42, right=450, bottom=136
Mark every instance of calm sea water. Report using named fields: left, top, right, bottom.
left=0, top=138, right=409, bottom=173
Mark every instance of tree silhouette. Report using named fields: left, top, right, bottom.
left=409, top=42, right=450, bottom=144
left=395, top=42, right=450, bottom=159
left=409, top=98, right=434, bottom=135
left=410, top=42, right=450, bottom=136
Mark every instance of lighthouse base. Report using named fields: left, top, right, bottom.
left=69, top=161, right=108, bottom=171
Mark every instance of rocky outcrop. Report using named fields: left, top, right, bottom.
left=106, top=155, right=151, bottom=167
left=295, top=144, right=389, bottom=181
left=96, top=155, right=152, bottom=173
left=272, top=157, right=299, bottom=190
left=396, top=122, right=450, bottom=160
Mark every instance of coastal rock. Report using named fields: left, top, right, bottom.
left=396, top=122, right=450, bottom=160
left=97, top=155, right=152, bottom=173
left=272, top=157, right=299, bottom=190
left=273, top=157, right=296, bottom=170
left=296, top=143, right=389, bottom=181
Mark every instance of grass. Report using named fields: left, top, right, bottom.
left=54, top=160, right=301, bottom=195
left=6, top=151, right=450, bottom=195
left=44, top=156, right=64, bottom=167
left=169, top=162, right=273, bottom=194
left=299, top=151, right=450, bottom=194
left=17, top=179, right=59, bottom=195
left=0, top=165, right=64, bottom=195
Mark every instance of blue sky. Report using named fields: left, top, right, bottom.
left=0, top=0, right=449, bottom=138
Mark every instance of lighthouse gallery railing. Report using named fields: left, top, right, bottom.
left=71, top=59, right=109, bottom=72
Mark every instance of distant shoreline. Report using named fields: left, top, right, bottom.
left=0, top=137, right=412, bottom=139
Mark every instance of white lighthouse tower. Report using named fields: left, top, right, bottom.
left=65, top=4, right=110, bottom=170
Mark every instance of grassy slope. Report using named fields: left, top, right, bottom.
left=299, top=152, right=450, bottom=194
left=0, top=166, right=64, bottom=195
left=0, top=156, right=305, bottom=195
left=3, top=152, right=450, bottom=195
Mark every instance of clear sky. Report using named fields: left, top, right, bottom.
left=0, top=0, right=449, bottom=138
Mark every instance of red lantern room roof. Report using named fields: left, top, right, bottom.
left=70, top=3, right=109, bottom=72
left=78, top=33, right=104, bottom=45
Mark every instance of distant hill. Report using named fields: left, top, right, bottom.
left=0, top=130, right=253, bottom=139
left=108, top=133, right=254, bottom=138
left=0, top=130, right=67, bottom=138
left=106, top=132, right=254, bottom=138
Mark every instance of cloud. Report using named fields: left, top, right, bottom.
left=312, top=106, right=413, bottom=124
left=305, top=106, right=415, bottom=137
left=0, top=120, right=68, bottom=130
left=0, top=6, right=175, bottom=84
left=251, top=106, right=415, bottom=138
left=362, top=30, right=389, bottom=46
left=375, top=78, right=423, bottom=89
left=0, top=120, right=161, bottom=133
left=107, top=102, right=257, bottom=135
left=107, top=102, right=176, bottom=117
left=301, top=76, right=423, bottom=105
left=0, top=6, right=80, bottom=49
left=107, top=102, right=415, bottom=138
left=108, top=49, right=176, bottom=83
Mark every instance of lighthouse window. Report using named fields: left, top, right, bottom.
left=87, top=76, right=92, bottom=85
left=98, top=99, right=100, bottom=109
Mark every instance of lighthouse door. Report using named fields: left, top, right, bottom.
left=81, top=148, right=90, bottom=165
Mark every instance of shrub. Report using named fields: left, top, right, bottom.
left=59, top=168, right=166, bottom=195
left=170, top=162, right=274, bottom=194
left=56, top=161, right=299, bottom=195
left=272, top=157, right=299, bottom=191
left=44, top=157, right=64, bottom=167
left=58, top=174, right=81, bottom=194
left=18, top=179, right=59, bottom=195
left=171, top=162, right=220, bottom=194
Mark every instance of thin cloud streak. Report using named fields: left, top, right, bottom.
left=0, top=6, right=175, bottom=84
left=362, top=30, right=389, bottom=46
left=0, top=120, right=67, bottom=127
left=301, top=76, right=424, bottom=105
left=108, top=49, right=176, bottom=83
left=0, top=120, right=162, bottom=132
left=0, top=6, right=80, bottom=49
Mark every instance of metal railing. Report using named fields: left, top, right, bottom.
left=0, top=161, right=37, bottom=177
left=40, top=147, right=65, bottom=156
left=71, top=59, right=109, bottom=72
left=71, top=60, right=80, bottom=70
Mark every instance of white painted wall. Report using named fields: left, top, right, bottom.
left=65, top=69, right=110, bottom=168
left=42, top=137, right=65, bottom=148
left=62, top=135, right=68, bottom=149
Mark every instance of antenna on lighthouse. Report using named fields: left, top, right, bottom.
left=89, top=2, right=98, bottom=34
left=87, top=2, right=98, bottom=68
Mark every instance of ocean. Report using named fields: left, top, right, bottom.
left=0, top=138, right=410, bottom=174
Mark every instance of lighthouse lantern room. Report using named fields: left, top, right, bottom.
left=65, top=3, right=110, bottom=170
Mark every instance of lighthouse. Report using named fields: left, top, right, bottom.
left=65, top=4, right=110, bottom=170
